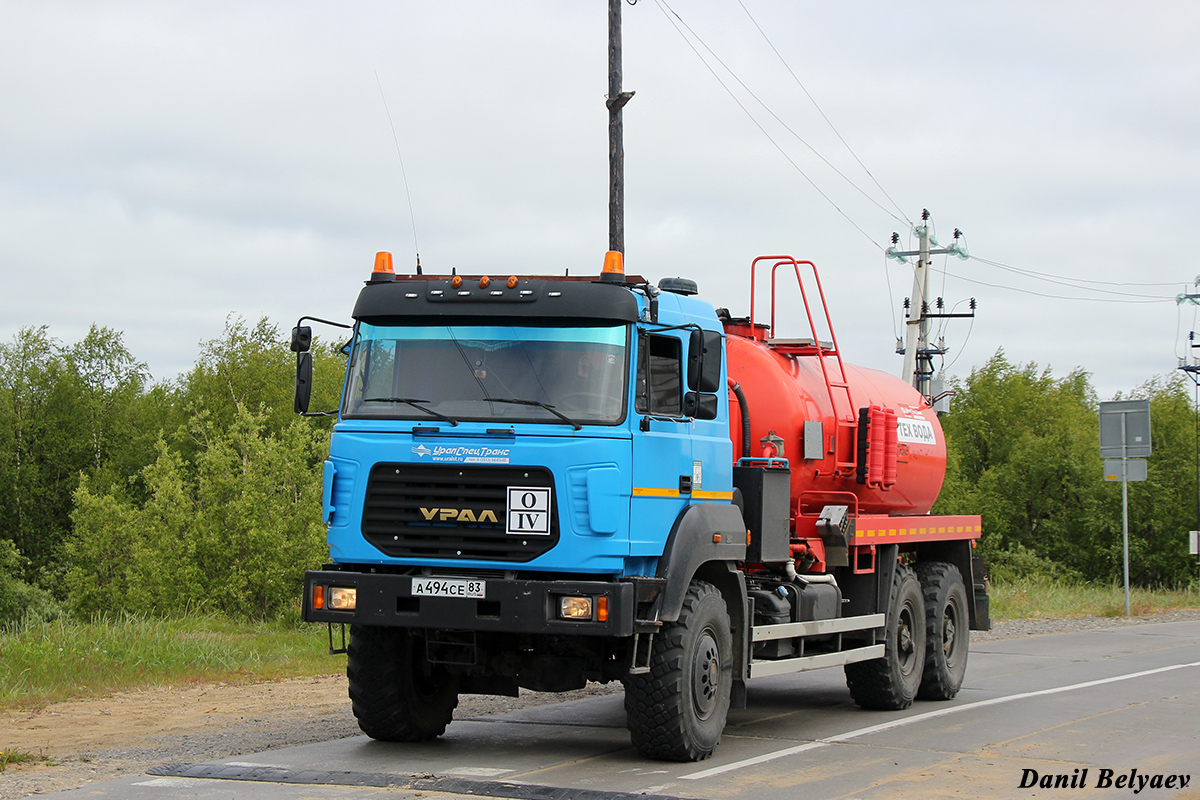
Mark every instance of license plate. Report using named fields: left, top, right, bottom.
left=411, top=577, right=486, bottom=599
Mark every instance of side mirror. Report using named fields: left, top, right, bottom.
left=294, top=352, right=313, bottom=414
left=291, top=326, right=312, bottom=353
left=687, top=330, right=722, bottom=393
left=683, top=391, right=718, bottom=420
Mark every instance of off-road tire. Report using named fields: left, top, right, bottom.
left=347, top=625, right=459, bottom=741
left=623, top=580, right=732, bottom=762
left=915, top=562, right=969, bottom=700
left=844, top=563, right=926, bottom=710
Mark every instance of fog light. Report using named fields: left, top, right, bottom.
left=559, top=596, right=592, bottom=620
left=330, top=587, right=357, bottom=611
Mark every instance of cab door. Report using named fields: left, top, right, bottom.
left=629, top=330, right=693, bottom=557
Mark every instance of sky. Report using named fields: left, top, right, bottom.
left=2, top=1, right=1199, bottom=400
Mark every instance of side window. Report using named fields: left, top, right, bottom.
left=635, top=334, right=682, bottom=415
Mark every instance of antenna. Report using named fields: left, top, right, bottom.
left=375, top=71, right=422, bottom=275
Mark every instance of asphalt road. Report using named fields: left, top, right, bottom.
left=39, top=619, right=1200, bottom=799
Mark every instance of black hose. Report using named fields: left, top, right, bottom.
left=729, top=380, right=751, bottom=458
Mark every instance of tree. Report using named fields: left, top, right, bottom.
left=66, top=406, right=328, bottom=619
left=936, top=351, right=1199, bottom=587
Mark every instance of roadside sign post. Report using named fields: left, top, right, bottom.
left=1191, top=531, right=1199, bottom=587
left=1099, top=400, right=1151, bottom=617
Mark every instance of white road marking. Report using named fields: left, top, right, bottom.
left=445, top=767, right=515, bottom=777
left=681, top=659, right=1200, bottom=780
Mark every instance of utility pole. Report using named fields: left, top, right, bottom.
left=886, top=211, right=972, bottom=402
left=607, top=0, right=635, bottom=255
left=899, top=217, right=932, bottom=390
left=1176, top=280, right=1200, bottom=584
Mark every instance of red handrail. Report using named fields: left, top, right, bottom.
left=749, top=255, right=859, bottom=475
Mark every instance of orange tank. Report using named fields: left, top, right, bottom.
left=724, top=329, right=945, bottom=516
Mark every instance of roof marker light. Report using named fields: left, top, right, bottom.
left=600, top=250, right=625, bottom=283
left=451, top=275, right=462, bottom=289
left=479, top=276, right=491, bottom=289
left=507, top=276, right=518, bottom=288
left=369, top=251, right=395, bottom=283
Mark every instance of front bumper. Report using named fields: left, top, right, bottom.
left=303, top=570, right=636, bottom=637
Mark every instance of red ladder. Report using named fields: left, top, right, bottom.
left=749, top=255, right=859, bottom=478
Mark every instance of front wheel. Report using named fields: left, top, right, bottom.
left=347, top=625, right=459, bottom=741
left=623, top=580, right=732, bottom=762
left=844, top=563, right=926, bottom=710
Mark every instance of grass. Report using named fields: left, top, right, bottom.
left=0, top=613, right=342, bottom=710
left=991, top=576, right=1200, bottom=620
left=0, top=749, right=53, bottom=772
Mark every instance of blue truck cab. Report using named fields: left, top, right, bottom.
left=298, top=256, right=750, bottom=758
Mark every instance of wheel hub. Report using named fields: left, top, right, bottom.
left=897, top=607, right=918, bottom=675
left=692, top=631, right=720, bottom=719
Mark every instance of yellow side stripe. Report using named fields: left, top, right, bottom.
left=631, top=487, right=734, bottom=501
left=632, top=487, right=680, bottom=498
left=692, top=490, right=734, bottom=501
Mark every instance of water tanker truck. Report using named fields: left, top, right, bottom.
left=295, top=251, right=988, bottom=762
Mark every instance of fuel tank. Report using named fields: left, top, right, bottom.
left=724, top=329, right=945, bottom=516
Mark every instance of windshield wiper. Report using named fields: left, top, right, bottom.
left=483, top=397, right=582, bottom=430
left=362, top=397, right=458, bottom=426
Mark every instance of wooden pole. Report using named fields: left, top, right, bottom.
left=608, top=0, right=634, bottom=254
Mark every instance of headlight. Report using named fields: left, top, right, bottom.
left=559, top=596, right=593, bottom=620
left=330, top=587, right=357, bottom=611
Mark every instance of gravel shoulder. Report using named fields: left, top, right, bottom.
left=3, top=610, right=1199, bottom=799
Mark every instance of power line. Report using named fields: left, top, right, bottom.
left=968, top=255, right=1178, bottom=300
left=736, top=0, right=911, bottom=226
left=935, top=265, right=1175, bottom=304
left=970, top=254, right=1186, bottom=290
left=656, top=0, right=906, bottom=227
left=651, top=0, right=884, bottom=250
left=670, top=3, right=908, bottom=227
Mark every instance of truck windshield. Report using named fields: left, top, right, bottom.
left=343, top=322, right=628, bottom=425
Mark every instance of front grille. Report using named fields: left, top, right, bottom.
left=362, top=463, right=558, bottom=562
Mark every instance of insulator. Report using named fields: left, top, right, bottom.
left=936, top=297, right=944, bottom=309
left=953, top=228, right=962, bottom=240
left=921, top=301, right=929, bottom=315
left=922, top=208, right=930, bottom=221
left=903, top=297, right=910, bottom=310
left=892, top=232, right=900, bottom=245
left=969, top=297, right=977, bottom=310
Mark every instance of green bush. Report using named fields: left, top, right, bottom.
left=65, top=406, right=328, bottom=620
left=0, top=539, right=61, bottom=630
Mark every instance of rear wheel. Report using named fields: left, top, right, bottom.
left=347, top=625, right=459, bottom=741
left=844, top=563, right=926, bottom=710
left=915, top=562, right=969, bottom=700
left=623, top=580, right=732, bottom=761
